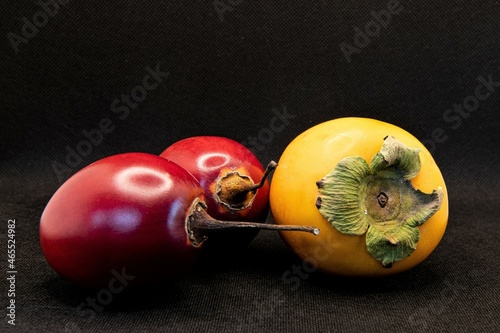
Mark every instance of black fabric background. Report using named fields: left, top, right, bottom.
left=1, top=1, right=499, bottom=332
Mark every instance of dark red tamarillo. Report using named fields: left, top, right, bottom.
left=160, top=136, right=275, bottom=249
left=40, top=153, right=318, bottom=289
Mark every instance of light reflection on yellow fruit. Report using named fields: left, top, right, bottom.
left=270, top=117, right=448, bottom=277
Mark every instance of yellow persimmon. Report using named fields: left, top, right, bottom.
left=270, top=117, right=448, bottom=277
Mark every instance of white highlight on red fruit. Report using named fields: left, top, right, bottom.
left=114, top=166, right=173, bottom=198
left=196, top=152, right=231, bottom=172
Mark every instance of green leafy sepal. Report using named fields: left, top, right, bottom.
left=316, top=136, right=443, bottom=267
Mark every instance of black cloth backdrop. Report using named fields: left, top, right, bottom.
left=1, top=1, right=499, bottom=332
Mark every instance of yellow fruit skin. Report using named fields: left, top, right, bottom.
left=270, top=117, right=448, bottom=277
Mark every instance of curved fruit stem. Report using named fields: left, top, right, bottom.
left=187, top=198, right=319, bottom=247
left=215, top=161, right=277, bottom=210
left=242, top=160, right=278, bottom=192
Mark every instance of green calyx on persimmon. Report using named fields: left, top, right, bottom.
left=316, top=136, right=444, bottom=268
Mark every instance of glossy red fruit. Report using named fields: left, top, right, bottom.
left=40, top=153, right=317, bottom=289
left=160, top=136, right=272, bottom=247
left=40, top=153, right=203, bottom=289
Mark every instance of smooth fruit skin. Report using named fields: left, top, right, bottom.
left=40, top=153, right=203, bottom=289
left=270, top=118, right=449, bottom=277
left=160, top=136, right=269, bottom=221
left=160, top=136, right=270, bottom=248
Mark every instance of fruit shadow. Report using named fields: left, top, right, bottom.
left=41, top=230, right=447, bottom=313
left=305, top=263, right=443, bottom=295
left=41, top=274, right=187, bottom=313
left=194, top=230, right=446, bottom=297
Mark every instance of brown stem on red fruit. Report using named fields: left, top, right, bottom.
left=244, top=161, right=278, bottom=192
left=186, top=199, right=319, bottom=247
left=215, top=161, right=278, bottom=210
